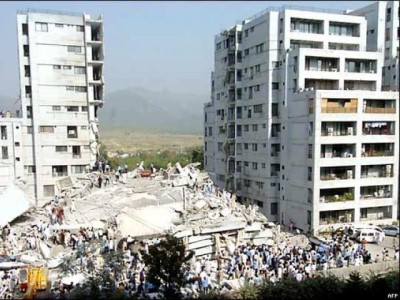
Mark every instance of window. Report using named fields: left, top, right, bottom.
left=67, top=46, right=82, bottom=53
left=250, top=27, right=254, bottom=32
left=67, top=106, right=79, bottom=112
left=27, top=126, right=33, bottom=134
left=1, top=126, right=7, bottom=140
left=262, top=163, right=266, bottom=169
left=385, top=28, right=390, bottom=41
left=43, top=185, right=55, bottom=197
left=56, top=146, right=68, bottom=152
left=35, top=22, right=48, bottom=32
left=244, top=143, right=249, bottom=150
left=255, top=43, right=264, bottom=54
left=272, top=61, right=279, bottom=68
left=67, top=126, right=78, bottom=138
left=271, top=203, right=278, bottom=215
left=204, top=142, right=207, bottom=151
left=307, top=211, right=311, bottom=225
left=76, top=25, right=84, bottom=32
left=74, top=66, right=86, bottom=74
left=244, top=125, right=249, bottom=132
left=252, top=124, right=258, bottom=131
left=53, top=65, right=61, bottom=70
left=244, top=161, right=249, bottom=167
left=252, top=162, right=258, bottom=170
left=254, top=85, right=261, bottom=92
left=272, top=103, right=279, bottom=117
left=22, top=23, right=28, bottom=35
left=308, top=167, right=312, bottom=181
left=262, top=124, right=266, bottom=129
left=1, top=146, right=8, bottom=159
left=71, top=165, right=86, bottom=174
left=216, top=42, right=221, bottom=50
left=244, top=49, right=249, bottom=56
left=272, top=82, right=279, bottom=90
left=66, top=86, right=75, bottom=91
left=208, top=127, right=213, bottom=136
left=23, top=45, right=29, bottom=57
left=52, top=106, right=61, bottom=111
left=308, top=144, right=313, bottom=159
left=63, top=65, right=72, bottom=70
left=254, top=104, right=262, bottom=113
left=55, top=23, right=63, bottom=28
left=255, top=64, right=261, bottom=73
left=40, top=126, right=54, bottom=133
left=308, top=189, right=313, bottom=203
left=244, top=29, right=249, bottom=37
left=75, top=86, right=87, bottom=93
left=252, top=143, right=258, bottom=151
left=27, top=165, right=36, bottom=173
left=386, top=8, right=391, bottom=22
left=218, top=142, right=223, bottom=151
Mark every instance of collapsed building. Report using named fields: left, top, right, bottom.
left=0, top=162, right=306, bottom=298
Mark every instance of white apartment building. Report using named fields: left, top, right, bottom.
left=350, top=1, right=399, bottom=91
left=0, top=119, right=24, bottom=189
left=204, top=2, right=399, bottom=233
left=10, top=9, right=105, bottom=205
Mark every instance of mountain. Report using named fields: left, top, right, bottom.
left=99, top=88, right=207, bottom=134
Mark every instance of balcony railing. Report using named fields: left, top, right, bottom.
left=360, top=191, right=392, bottom=199
left=362, top=150, right=394, bottom=157
left=52, top=172, right=68, bottom=178
left=320, top=193, right=354, bottom=203
left=321, top=107, right=357, bottom=113
left=363, top=107, right=396, bottom=114
left=320, top=173, right=353, bottom=180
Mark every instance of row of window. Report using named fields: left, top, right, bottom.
left=66, top=86, right=87, bottom=93
left=52, top=106, right=88, bottom=112
left=35, top=22, right=84, bottom=33
left=243, top=43, right=265, bottom=57
left=53, top=65, right=86, bottom=74
left=26, top=125, right=87, bottom=137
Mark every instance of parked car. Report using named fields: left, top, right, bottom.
left=382, top=225, right=399, bottom=237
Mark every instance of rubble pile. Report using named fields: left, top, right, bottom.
left=0, top=162, right=300, bottom=298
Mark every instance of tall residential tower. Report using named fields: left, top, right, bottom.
left=204, top=2, right=399, bottom=233
left=14, top=9, right=104, bottom=205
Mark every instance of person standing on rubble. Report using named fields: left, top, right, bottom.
left=98, top=174, right=103, bottom=188
left=70, top=198, right=76, bottom=213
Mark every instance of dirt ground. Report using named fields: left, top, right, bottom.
left=100, top=129, right=202, bottom=153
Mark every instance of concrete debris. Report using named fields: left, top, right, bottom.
left=0, top=161, right=310, bottom=297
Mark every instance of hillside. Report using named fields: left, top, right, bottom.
left=99, top=87, right=207, bottom=134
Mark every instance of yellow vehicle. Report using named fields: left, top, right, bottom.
left=18, top=266, right=48, bottom=299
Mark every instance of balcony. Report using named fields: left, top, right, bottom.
left=361, top=185, right=393, bottom=199
left=344, top=80, right=376, bottom=91
left=361, top=143, right=394, bottom=157
left=305, top=79, right=339, bottom=91
left=361, top=164, right=393, bottom=179
left=321, top=144, right=356, bottom=158
left=52, top=166, right=68, bottom=178
left=290, top=40, right=323, bottom=50
left=320, top=166, right=355, bottom=181
left=305, top=57, right=339, bottom=72
left=290, top=18, right=323, bottom=34
left=362, top=122, right=395, bottom=135
left=360, top=206, right=392, bottom=221
left=345, top=59, right=377, bottom=74
left=363, top=99, right=396, bottom=114
left=321, top=98, right=357, bottom=113
left=320, top=187, right=354, bottom=203
left=321, top=122, right=356, bottom=136
left=329, top=22, right=360, bottom=37
left=319, top=209, right=355, bottom=225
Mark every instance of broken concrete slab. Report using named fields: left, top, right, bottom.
left=200, top=221, right=247, bottom=234
left=187, top=239, right=213, bottom=250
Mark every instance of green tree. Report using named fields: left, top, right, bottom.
left=190, top=147, right=204, bottom=170
left=140, top=235, right=194, bottom=299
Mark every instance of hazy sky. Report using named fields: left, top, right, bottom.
left=0, top=1, right=373, bottom=98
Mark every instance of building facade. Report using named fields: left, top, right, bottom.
left=4, top=9, right=105, bottom=205
left=0, top=118, right=24, bottom=189
left=204, top=2, right=399, bottom=233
